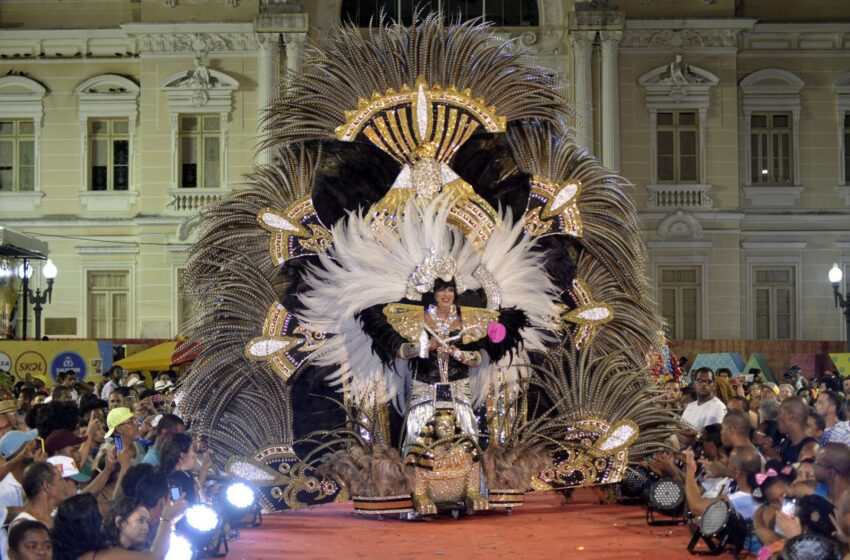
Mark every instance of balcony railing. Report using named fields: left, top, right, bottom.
left=646, top=184, right=713, bottom=210
left=166, top=188, right=230, bottom=215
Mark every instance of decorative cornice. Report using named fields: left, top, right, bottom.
left=121, top=23, right=258, bottom=54
left=622, top=28, right=739, bottom=49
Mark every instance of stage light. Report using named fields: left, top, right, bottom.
left=185, top=504, right=220, bottom=533
left=687, top=500, right=746, bottom=555
left=165, top=532, right=194, bottom=560
left=176, top=504, right=226, bottom=558
left=619, top=467, right=651, bottom=501
left=783, top=533, right=841, bottom=560
left=645, top=478, right=686, bottom=525
left=217, top=481, right=262, bottom=529
left=225, top=482, right=255, bottom=510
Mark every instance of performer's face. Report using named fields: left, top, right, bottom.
left=434, top=286, right=455, bottom=309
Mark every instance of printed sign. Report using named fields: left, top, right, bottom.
left=0, top=342, right=112, bottom=387
left=50, top=351, right=87, bottom=382
left=14, top=351, right=48, bottom=383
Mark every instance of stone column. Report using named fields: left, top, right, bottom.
left=570, top=31, right=596, bottom=152
left=600, top=31, right=622, bottom=172
left=283, top=32, right=307, bottom=81
left=257, top=33, right=280, bottom=165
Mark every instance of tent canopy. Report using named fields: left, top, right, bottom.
left=114, top=340, right=198, bottom=371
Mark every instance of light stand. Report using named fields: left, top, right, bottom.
left=829, top=264, right=850, bottom=352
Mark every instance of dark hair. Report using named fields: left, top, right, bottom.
left=22, top=461, right=56, bottom=500
left=717, top=367, right=731, bottom=376
left=809, top=411, right=826, bottom=433
left=19, top=387, right=35, bottom=403
left=34, top=401, right=80, bottom=438
left=52, top=493, right=110, bottom=560
left=115, top=387, right=132, bottom=398
left=701, top=423, right=724, bottom=449
left=797, top=495, right=835, bottom=538
left=104, top=496, right=145, bottom=546
left=821, top=391, right=846, bottom=421
left=156, top=414, right=185, bottom=438
left=51, top=385, right=71, bottom=400
left=135, top=473, right=170, bottom=510
left=121, top=464, right=155, bottom=498
left=159, top=432, right=193, bottom=476
left=749, top=460, right=796, bottom=503
left=693, top=367, right=714, bottom=381
left=8, top=520, right=50, bottom=554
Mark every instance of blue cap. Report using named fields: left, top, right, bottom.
left=0, top=429, right=38, bottom=459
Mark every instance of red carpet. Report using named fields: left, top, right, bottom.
left=226, top=489, right=694, bottom=559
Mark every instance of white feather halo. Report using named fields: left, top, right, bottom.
left=297, top=198, right=560, bottom=408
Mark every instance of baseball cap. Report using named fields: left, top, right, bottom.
left=0, top=429, right=38, bottom=459
left=105, top=407, right=134, bottom=438
left=46, top=455, right=91, bottom=483
left=0, top=400, right=16, bottom=415
left=45, top=429, right=86, bottom=457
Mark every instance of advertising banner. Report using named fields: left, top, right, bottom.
left=0, top=341, right=113, bottom=387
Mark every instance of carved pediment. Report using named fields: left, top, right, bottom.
left=639, top=56, right=718, bottom=108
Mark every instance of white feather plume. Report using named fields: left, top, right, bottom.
left=297, top=198, right=560, bottom=407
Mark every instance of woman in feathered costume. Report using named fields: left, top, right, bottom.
left=179, top=14, right=679, bottom=512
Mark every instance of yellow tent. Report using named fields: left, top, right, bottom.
left=831, top=353, right=850, bottom=378
left=114, top=341, right=177, bottom=371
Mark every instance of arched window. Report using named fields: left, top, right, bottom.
left=341, top=0, right=539, bottom=28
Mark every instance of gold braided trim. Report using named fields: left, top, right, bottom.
left=335, top=76, right=506, bottom=165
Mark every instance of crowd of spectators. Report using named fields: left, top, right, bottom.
left=0, top=366, right=212, bottom=560
left=650, top=364, right=850, bottom=558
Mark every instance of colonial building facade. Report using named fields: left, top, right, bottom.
left=1, top=0, right=848, bottom=343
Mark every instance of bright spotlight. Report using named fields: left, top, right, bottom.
left=165, top=532, right=194, bottom=560
left=225, top=482, right=255, bottom=510
left=216, top=481, right=262, bottom=529
left=176, top=504, right=226, bottom=557
left=184, top=504, right=220, bottom=533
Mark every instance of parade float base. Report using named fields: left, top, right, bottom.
left=228, top=489, right=693, bottom=559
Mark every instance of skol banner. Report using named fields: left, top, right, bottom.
left=0, top=341, right=113, bottom=387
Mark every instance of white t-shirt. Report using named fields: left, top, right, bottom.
left=729, top=491, right=757, bottom=520
left=682, top=397, right=727, bottom=431
left=702, top=476, right=733, bottom=499
left=0, top=474, right=23, bottom=560
left=0, top=472, right=23, bottom=510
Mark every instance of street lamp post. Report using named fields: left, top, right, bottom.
left=17, top=259, right=33, bottom=340
left=18, top=259, right=58, bottom=340
left=829, top=263, right=850, bottom=352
